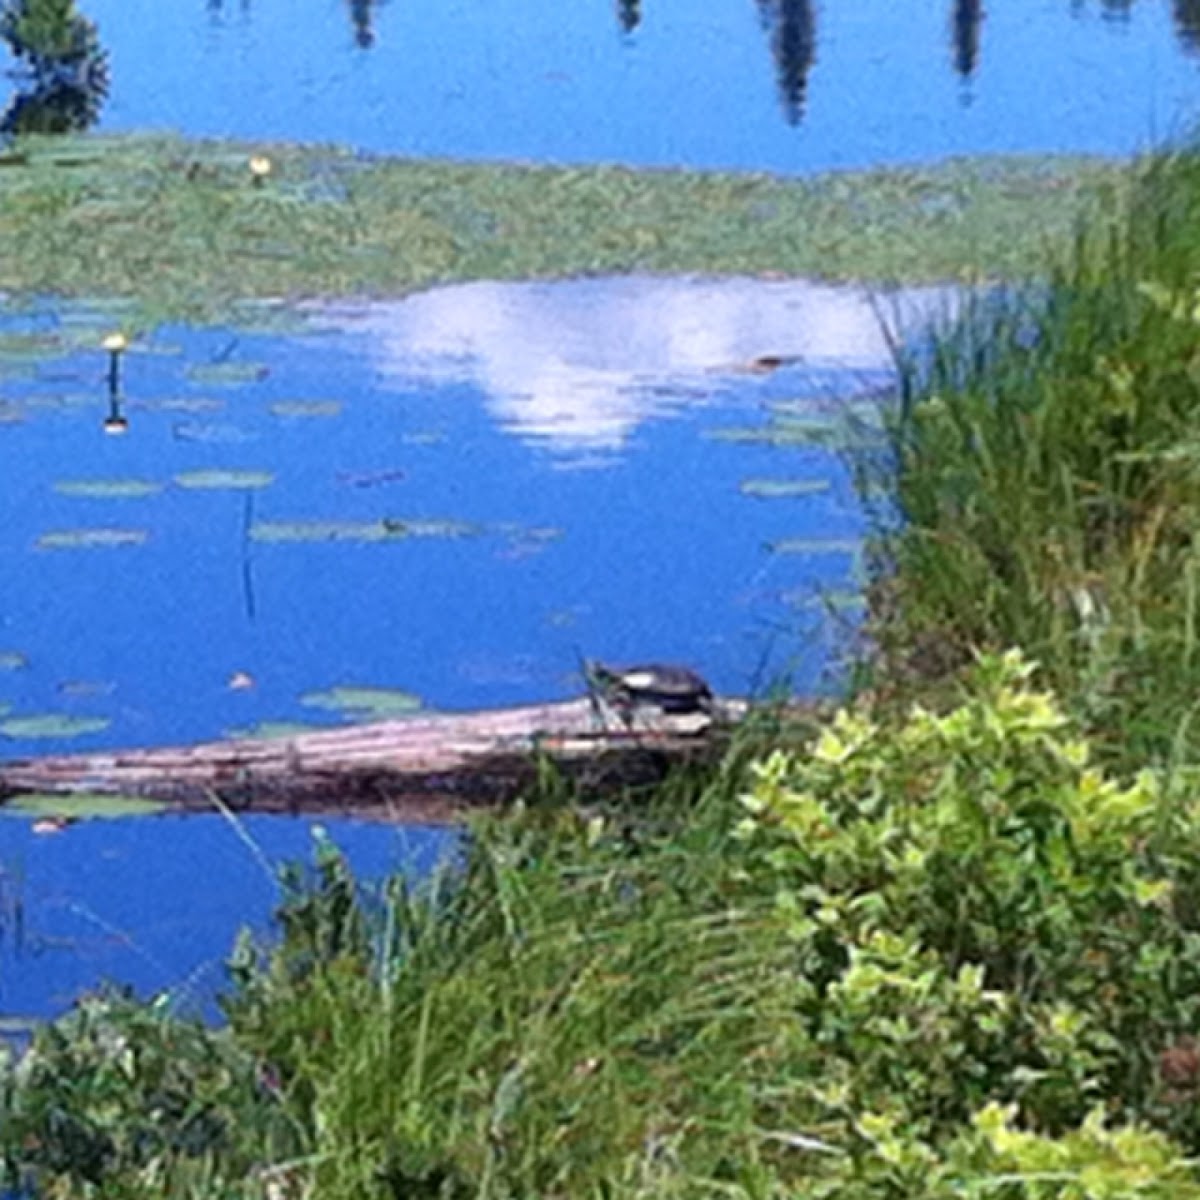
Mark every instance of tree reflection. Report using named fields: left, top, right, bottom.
left=951, top=0, right=983, bottom=83
left=349, top=0, right=376, bottom=48
left=0, top=0, right=108, bottom=136
left=617, top=0, right=641, bottom=35
left=758, top=0, right=816, bottom=125
left=1175, top=0, right=1200, bottom=55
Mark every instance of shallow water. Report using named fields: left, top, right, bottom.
left=11, top=0, right=1200, bottom=172
left=0, top=276, right=951, bottom=760
left=0, top=814, right=455, bottom=1022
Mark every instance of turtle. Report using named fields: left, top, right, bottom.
left=584, top=660, right=714, bottom=716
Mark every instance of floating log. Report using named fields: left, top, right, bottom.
left=0, top=697, right=750, bottom=823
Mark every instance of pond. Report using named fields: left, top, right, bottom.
left=6, top=0, right=1200, bottom=170
left=0, top=278, right=955, bottom=759
left=0, top=813, right=455, bottom=1025
left=0, top=276, right=954, bottom=1019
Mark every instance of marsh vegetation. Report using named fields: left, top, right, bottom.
left=7, top=143, right=1200, bottom=1196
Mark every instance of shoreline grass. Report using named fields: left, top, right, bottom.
left=0, top=131, right=1129, bottom=322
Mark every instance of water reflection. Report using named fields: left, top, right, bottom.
left=1176, top=0, right=1200, bottom=55
left=951, top=0, right=983, bottom=88
left=317, top=277, right=953, bottom=459
left=761, top=0, right=817, bottom=125
left=0, top=279, right=909, bottom=757
left=0, top=0, right=108, bottom=137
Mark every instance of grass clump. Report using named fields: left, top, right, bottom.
left=0, top=132, right=1126, bottom=320
left=860, top=146, right=1200, bottom=766
left=7, top=658, right=1200, bottom=1195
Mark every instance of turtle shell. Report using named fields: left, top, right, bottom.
left=588, top=661, right=714, bottom=713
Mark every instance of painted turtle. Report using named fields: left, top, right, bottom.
left=585, top=660, right=714, bottom=715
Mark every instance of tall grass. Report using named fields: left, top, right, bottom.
left=862, top=147, right=1200, bottom=765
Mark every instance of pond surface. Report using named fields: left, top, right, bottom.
left=0, top=277, right=954, bottom=757
left=0, top=814, right=455, bottom=1022
left=8, top=0, right=1199, bottom=171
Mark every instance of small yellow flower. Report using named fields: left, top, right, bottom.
left=102, top=332, right=127, bottom=353
left=248, top=155, right=273, bottom=179
left=103, top=415, right=129, bottom=436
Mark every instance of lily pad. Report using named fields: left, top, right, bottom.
left=0, top=713, right=111, bottom=739
left=740, top=478, right=832, bottom=499
left=37, top=528, right=148, bottom=550
left=174, top=469, right=275, bottom=491
left=767, top=537, right=861, bottom=555
left=269, top=400, right=342, bottom=418
left=54, top=478, right=163, bottom=499
left=250, top=520, right=403, bottom=544
left=228, top=721, right=321, bottom=741
left=1, top=792, right=166, bottom=819
left=300, top=686, right=422, bottom=719
left=185, top=361, right=269, bottom=386
left=384, top=518, right=481, bottom=539
left=0, top=652, right=28, bottom=671
left=173, top=421, right=256, bottom=444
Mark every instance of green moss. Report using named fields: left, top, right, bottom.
left=0, top=133, right=1130, bottom=322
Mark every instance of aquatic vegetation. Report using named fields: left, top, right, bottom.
left=0, top=791, right=166, bottom=818
left=268, top=399, right=342, bottom=419
left=859, top=146, right=1200, bottom=763
left=35, top=527, right=146, bottom=549
left=183, top=360, right=268, bottom=386
left=739, top=477, right=832, bottom=498
left=0, top=712, right=109, bottom=738
left=299, top=685, right=422, bottom=719
left=0, top=133, right=1128, bottom=321
left=173, top=468, right=274, bottom=491
left=0, top=653, right=28, bottom=671
left=53, top=477, right=162, bottom=499
left=248, top=519, right=404, bottom=544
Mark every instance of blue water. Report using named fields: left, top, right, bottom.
left=0, top=278, right=925, bottom=761
left=4, top=0, right=1197, bottom=172
left=0, top=814, right=455, bottom=1021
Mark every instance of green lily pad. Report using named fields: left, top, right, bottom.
left=37, top=528, right=148, bottom=550
left=269, top=400, right=342, bottom=418
left=54, top=478, right=163, bottom=499
left=228, top=721, right=321, bottom=741
left=383, top=518, right=481, bottom=539
left=401, top=432, right=446, bottom=446
left=173, top=421, right=256, bottom=444
left=250, top=520, right=404, bottom=544
left=0, top=713, right=111, bottom=739
left=740, top=478, right=832, bottom=499
left=768, top=538, right=861, bottom=556
left=185, top=361, right=269, bottom=386
left=2, top=792, right=166, bottom=819
left=174, top=469, right=275, bottom=491
left=0, top=652, right=28, bottom=671
left=300, top=686, right=422, bottom=719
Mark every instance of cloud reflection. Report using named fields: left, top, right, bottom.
left=314, top=276, right=957, bottom=463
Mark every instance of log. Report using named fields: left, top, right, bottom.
left=0, top=696, right=750, bottom=823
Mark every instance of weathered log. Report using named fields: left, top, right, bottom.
left=0, top=697, right=750, bottom=823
